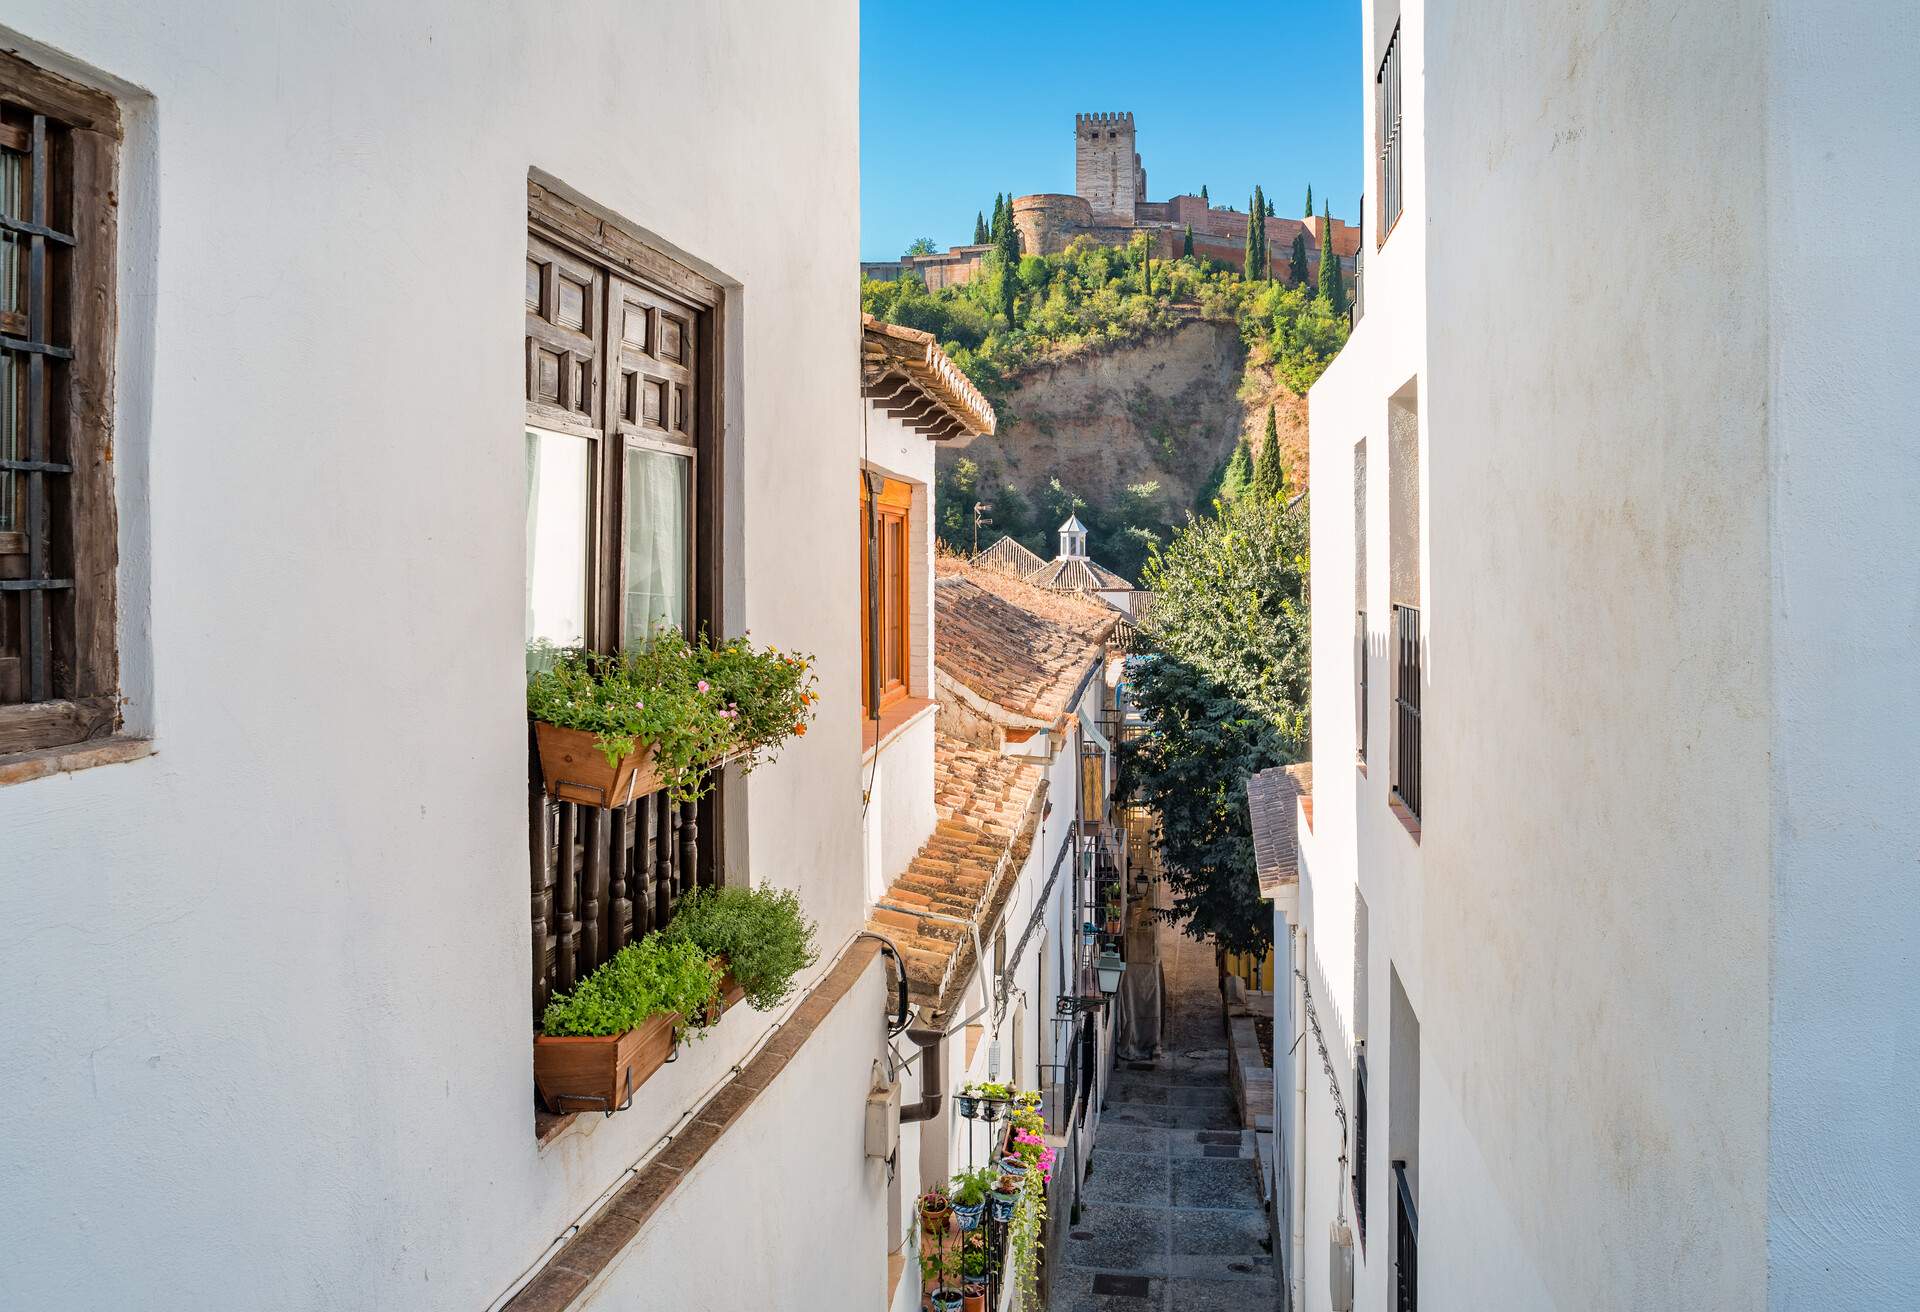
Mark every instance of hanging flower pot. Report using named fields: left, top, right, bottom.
left=928, top=1289, right=964, bottom=1312
left=989, top=1177, right=1020, bottom=1223
left=955, top=1088, right=980, bottom=1119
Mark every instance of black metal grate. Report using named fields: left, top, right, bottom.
left=1354, top=1050, right=1369, bottom=1240
left=0, top=114, right=75, bottom=706
left=1377, top=24, right=1404, bottom=239
left=1392, top=605, right=1421, bottom=820
left=1394, top=1160, right=1418, bottom=1312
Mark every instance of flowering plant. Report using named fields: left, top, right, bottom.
left=1009, top=1128, right=1056, bottom=1181
left=527, top=629, right=818, bottom=803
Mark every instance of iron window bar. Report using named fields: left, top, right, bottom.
left=1357, top=609, right=1369, bottom=763
left=1377, top=23, right=1404, bottom=240
left=1392, top=605, right=1421, bottom=821
left=4, top=113, right=76, bottom=706
left=1353, top=1049, right=1369, bottom=1241
left=1393, top=1160, right=1418, bottom=1312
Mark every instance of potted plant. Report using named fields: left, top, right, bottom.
left=959, top=1242, right=988, bottom=1312
left=661, top=883, right=819, bottom=1017
left=533, top=935, right=720, bottom=1113
left=527, top=631, right=817, bottom=808
left=918, top=1188, right=953, bottom=1240
left=989, top=1172, right=1020, bottom=1223
left=954, top=1082, right=980, bottom=1119
left=1081, top=920, right=1097, bottom=946
left=919, top=1247, right=962, bottom=1312
left=976, top=1080, right=1011, bottom=1123
left=949, top=1166, right=995, bottom=1231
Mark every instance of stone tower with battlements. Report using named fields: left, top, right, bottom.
left=1075, top=112, right=1144, bottom=223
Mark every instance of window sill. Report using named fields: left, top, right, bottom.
left=1387, top=794, right=1421, bottom=844
left=0, top=734, right=153, bottom=788
left=861, top=696, right=935, bottom=759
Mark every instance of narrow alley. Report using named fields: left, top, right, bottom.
left=1054, top=922, right=1280, bottom=1311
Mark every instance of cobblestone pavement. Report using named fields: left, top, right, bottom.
left=1051, top=921, right=1280, bottom=1311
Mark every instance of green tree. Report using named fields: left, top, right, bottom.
left=1182, top=224, right=1194, bottom=258
left=1317, top=202, right=1344, bottom=310
left=1253, top=406, right=1286, bottom=499
left=904, top=236, right=937, bottom=258
left=973, top=211, right=989, bottom=244
left=1200, top=184, right=1209, bottom=205
left=1304, top=183, right=1313, bottom=218
left=989, top=194, right=1006, bottom=244
left=1217, top=439, right=1253, bottom=502
left=1123, top=490, right=1310, bottom=954
left=1288, top=231, right=1311, bottom=287
left=1243, top=186, right=1269, bottom=280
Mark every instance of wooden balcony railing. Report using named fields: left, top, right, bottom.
left=528, top=747, right=718, bottom=1022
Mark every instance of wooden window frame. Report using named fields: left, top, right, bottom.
left=859, top=473, right=912, bottom=718
left=0, top=53, right=122, bottom=760
left=524, top=180, right=731, bottom=1039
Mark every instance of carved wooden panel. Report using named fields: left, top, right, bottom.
left=606, top=276, right=698, bottom=451
left=525, top=234, right=603, bottom=439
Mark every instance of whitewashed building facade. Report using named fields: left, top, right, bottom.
left=0, top=6, right=952, bottom=1310
left=1288, top=1, right=1920, bottom=1310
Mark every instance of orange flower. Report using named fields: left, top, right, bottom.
left=793, top=723, right=807, bottom=736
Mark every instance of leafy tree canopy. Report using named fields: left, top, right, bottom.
left=904, top=236, right=938, bottom=258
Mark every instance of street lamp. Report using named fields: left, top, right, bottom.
left=1095, top=947, right=1126, bottom=997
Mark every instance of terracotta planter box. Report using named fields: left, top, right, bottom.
left=697, top=968, right=747, bottom=1025
left=533, top=1011, right=678, bottom=1114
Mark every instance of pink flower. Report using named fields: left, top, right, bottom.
left=697, top=680, right=710, bottom=693
left=633, top=700, right=644, bottom=709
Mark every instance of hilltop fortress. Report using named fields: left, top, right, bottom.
left=865, top=111, right=1360, bottom=290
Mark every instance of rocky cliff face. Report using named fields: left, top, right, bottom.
left=938, top=319, right=1308, bottom=576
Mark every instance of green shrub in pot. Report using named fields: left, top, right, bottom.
left=661, top=884, right=819, bottom=1011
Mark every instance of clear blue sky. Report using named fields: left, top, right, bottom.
left=861, top=0, right=1364, bottom=262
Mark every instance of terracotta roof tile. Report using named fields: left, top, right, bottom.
left=972, top=535, right=1049, bottom=579
left=864, top=733, right=1047, bottom=1014
left=1026, top=555, right=1134, bottom=594
left=1248, top=763, right=1311, bottom=895
left=934, top=555, right=1116, bottom=726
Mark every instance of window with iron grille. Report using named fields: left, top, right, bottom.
left=1354, top=1047, right=1370, bottom=1242
left=1356, top=610, right=1369, bottom=763
left=1393, top=605, right=1421, bottom=820
left=0, top=54, right=122, bottom=759
left=1376, top=23, right=1403, bottom=242
left=524, top=179, right=727, bottom=1029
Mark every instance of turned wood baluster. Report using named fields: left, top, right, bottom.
left=609, top=802, right=632, bottom=953
left=555, top=802, right=579, bottom=995
left=679, top=797, right=698, bottom=902
left=530, top=777, right=555, bottom=1020
left=581, top=808, right=605, bottom=973
left=655, top=792, right=677, bottom=928
left=637, top=794, right=656, bottom=940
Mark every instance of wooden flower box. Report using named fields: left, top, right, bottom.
left=534, top=723, right=667, bottom=809
left=533, top=1011, right=678, bottom=1114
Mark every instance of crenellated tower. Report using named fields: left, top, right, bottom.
left=1074, top=112, right=1144, bottom=222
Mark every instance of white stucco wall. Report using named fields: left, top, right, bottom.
left=1302, top=2, right=1919, bottom=1309
left=0, top=4, right=874, bottom=1308
left=1762, top=2, right=1920, bottom=1305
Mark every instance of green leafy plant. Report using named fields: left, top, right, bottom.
left=526, top=629, right=818, bottom=803
left=961, top=1247, right=987, bottom=1279
left=539, top=934, right=720, bottom=1038
left=661, top=884, right=819, bottom=1011
left=1006, top=1169, right=1047, bottom=1307
left=975, top=1081, right=1012, bottom=1102
left=949, top=1166, right=997, bottom=1208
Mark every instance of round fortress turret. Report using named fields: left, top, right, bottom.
left=1012, top=193, right=1094, bottom=257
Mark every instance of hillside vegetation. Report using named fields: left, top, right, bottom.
left=861, top=233, right=1348, bottom=580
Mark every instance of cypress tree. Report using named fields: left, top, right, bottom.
left=1253, top=406, right=1286, bottom=499
left=1304, top=184, right=1313, bottom=218
left=974, top=211, right=989, bottom=244
left=1318, top=202, right=1345, bottom=310
left=1200, top=184, right=1209, bottom=205
left=1244, top=196, right=1259, bottom=279
left=1218, top=439, right=1254, bottom=502
left=1289, top=230, right=1311, bottom=287
left=990, top=194, right=1005, bottom=244
left=1182, top=224, right=1194, bottom=258
left=995, top=199, right=1021, bottom=324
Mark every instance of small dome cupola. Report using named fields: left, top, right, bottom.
left=1058, top=514, right=1088, bottom=560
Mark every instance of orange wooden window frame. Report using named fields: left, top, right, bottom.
left=859, top=475, right=913, bottom=719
